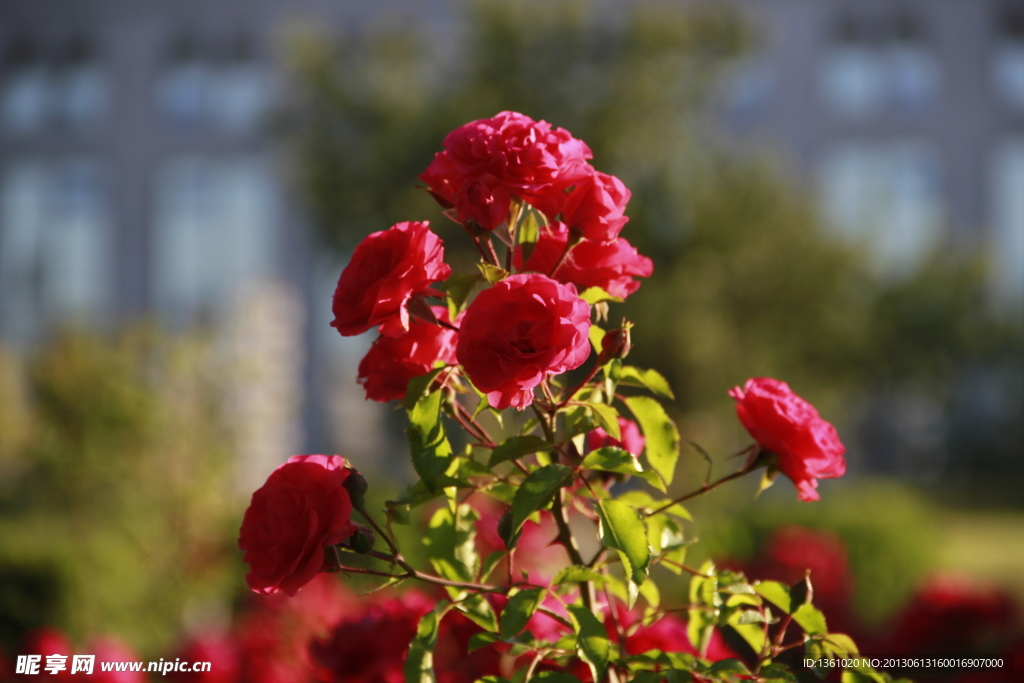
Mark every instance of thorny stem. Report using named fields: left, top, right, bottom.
left=645, top=462, right=756, bottom=517
left=472, top=235, right=497, bottom=267
left=505, top=200, right=524, bottom=272
left=453, top=403, right=496, bottom=448
left=658, top=558, right=714, bottom=578
left=485, top=238, right=502, bottom=268
left=557, top=360, right=603, bottom=410
left=340, top=547, right=503, bottom=594
left=357, top=508, right=399, bottom=557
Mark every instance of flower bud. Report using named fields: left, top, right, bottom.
left=343, top=468, right=368, bottom=511
left=600, top=325, right=632, bottom=362
left=497, top=509, right=514, bottom=549
left=347, top=525, right=376, bottom=554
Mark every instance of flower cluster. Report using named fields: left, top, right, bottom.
left=234, top=113, right=867, bottom=683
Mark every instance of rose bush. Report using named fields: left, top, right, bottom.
left=238, top=455, right=358, bottom=596
left=455, top=273, right=591, bottom=410
left=330, top=221, right=451, bottom=337
left=729, top=377, right=847, bottom=501
left=231, top=113, right=910, bottom=683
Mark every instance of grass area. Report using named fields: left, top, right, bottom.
left=937, top=510, right=1024, bottom=604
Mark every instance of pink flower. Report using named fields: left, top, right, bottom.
left=357, top=306, right=458, bottom=402
left=238, top=456, right=358, bottom=596
left=330, top=222, right=451, bottom=337
left=561, top=172, right=631, bottom=242
left=516, top=222, right=653, bottom=300
left=729, top=378, right=846, bottom=502
left=586, top=417, right=646, bottom=457
left=421, top=112, right=593, bottom=226
left=456, top=273, right=591, bottom=410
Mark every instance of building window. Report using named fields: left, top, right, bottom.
left=1, top=39, right=47, bottom=135
left=151, top=156, right=278, bottom=322
left=989, top=138, right=1024, bottom=303
left=993, top=7, right=1024, bottom=110
left=819, top=11, right=939, bottom=119
left=155, top=33, right=268, bottom=132
left=817, top=140, right=945, bottom=276
left=0, top=159, right=111, bottom=342
left=51, top=38, right=108, bottom=128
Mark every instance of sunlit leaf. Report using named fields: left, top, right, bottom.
left=508, top=464, right=572, bottom=548
left=625, top=396, right=680, bottom=487
left=499, top=587, right=545, bottom=639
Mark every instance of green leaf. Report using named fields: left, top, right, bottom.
left=687, top=561, right=720, bottom=657
left=552, top=565, right=609, bottom=587
left=468, top=631, right=501, bottom=653
left=730, top=622, right=768, bottom=658
left=480, top=550, right=505, bottom=582
left=754, top=580, right=794, bottom=614
left=404, top=602, right=450, bottom=683
left=567, top=604, right=610, bottom=682
left=406, top=390, right=454, bottom=493
left=527, top=673, right=582, bottom=683
left=488, top=435, right=551, bottom=468
left=760, top=662, right=800, bottom=682
left=579, top=286, right=622, bottom=305
left=588, top=325, right=606, bottom=355
left=625, top=396, right=680, bottom=487
left=595, top=498, right=650, bottom=587
left=499, top=587, right=545, bottom=639
left=456, top=593, right=499, bottom=633
left=586, top=402, right=621, bottom=440
left=424, top=504, right=479, bottom=589
left=792, top=603, right=828, bottom=637
left=403, top=368, right=446, bottom=411
left=478, top=262, right=509, bottom=284
left=508, top=464, right=572, bottom=548
left=822, top=632, right=859, bottom=657
left=707, top=659, right=751, bottom=677
left=442, top=271, right=481, bottom=312
left=580, top=447, right=642, bottom=475
left=619, top=366, right=675, bottom=399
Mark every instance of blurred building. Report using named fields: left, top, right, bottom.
left=0, top=0, right=1021, bottom=481
left=725, top=0, right=1024, bottom=304
left=0, top=0, right=446, bottom=475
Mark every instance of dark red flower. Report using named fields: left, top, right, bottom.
left=561, top=171, right=631, bottom=242
left=330, top=222, right=451, bottom=337
left=357, top=306, right=458, bottom=402
left=729, top=378, right=846, bottom=501
left=238, top=455, right=358, bottom=596
left=516, top=222, right=652, bottom=300
left=421, top=112, right=593, bottom=225
left=456, top=273, right=591, bottom=410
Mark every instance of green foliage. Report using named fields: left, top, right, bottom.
left=0, top=330, right=237, bottom=654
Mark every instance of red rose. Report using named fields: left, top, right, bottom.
left=586, top=417, right=646, bottom=457
left=516, top=221, right=653, bottom=300
left=421, top=112, right=593, bottom=224
left=456, top=273, right=591, bottom=410
left=729, top=378, right=846, bottom=502
left=330, top=222, right=451, bottom=337
left=453, top=173, right=511, bottom=231
left=309, top=591, right=434, bottom=683
left=357, top=306, right=458, bottom=402
left=238, top=455, right=358, bottom=596
left=561, top=171, right=631, bottom=242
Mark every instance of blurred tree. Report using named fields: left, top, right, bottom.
left=0, top=329, right=239, bottom=655
left=284, top=0, right=1021, bottom=483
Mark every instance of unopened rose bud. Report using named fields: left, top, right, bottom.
left=343, top=468, right=368, bottom=511
left=497, top=510, right=514, bottom=548
left=600, top=325, right=631, bottom=362
left=348, top=526, right=375, bottom=554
